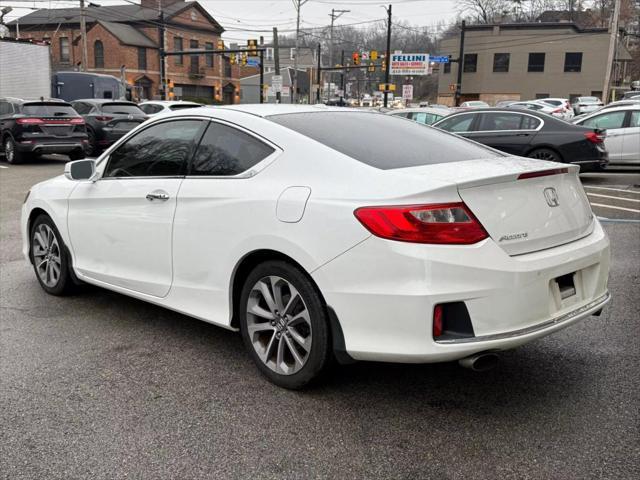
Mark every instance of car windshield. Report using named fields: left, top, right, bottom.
left=101, top=103, right=144, bottom=114
left=581, top=97, right=600, bottom=103
left=22, top=103, right=77, bottom=116
left=268, top=111, right=502, bottom=170
left=169, top=104, right=201, bottom=110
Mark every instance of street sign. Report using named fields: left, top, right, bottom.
left=431, top=55, right=450, bottom=63
left=390, top=53, right=430, bottom=75
left=271, top=75, right=283, bottom=93
left=247, top=58, right=260, bottom=67
left=402, top=84, right=413, bottom=101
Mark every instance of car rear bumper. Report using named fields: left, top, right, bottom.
left=312, top=219, right=610, bottom=363
left=16, top=140, right=86, bottom=154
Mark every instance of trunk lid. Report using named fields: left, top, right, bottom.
left=400, top=157, right=594, bottom=256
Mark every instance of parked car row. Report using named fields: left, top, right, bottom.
left=0, top=97, right=204, bottom=163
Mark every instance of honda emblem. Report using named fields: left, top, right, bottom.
left=544, top=187, right=560, bottom=207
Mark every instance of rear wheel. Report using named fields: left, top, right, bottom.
left=85, top=128, right=99, bottom=157
left=528, top=148, right=561, bottom=162
left=239, top=261, right=331, bottom=389
left=4, top=136, right=26, bottom=164
left=29, top=215, right=76, bottom=295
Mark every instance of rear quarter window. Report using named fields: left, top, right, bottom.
left=268, top=111, right=501, bottom=170
left=22, top=103, right=77, bottom=116
left=101, top=104, right=144, bottom=114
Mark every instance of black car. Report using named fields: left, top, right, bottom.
left=432, top=108, right=608, bottom=171
left=0, top=98, right=87, bottom=164
left=70, top=99, right=147, bottom=156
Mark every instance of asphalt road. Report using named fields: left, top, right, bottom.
left=1, top=158, right=639, bottom=480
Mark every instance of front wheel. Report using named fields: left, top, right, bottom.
left=239, top=261, right=331, bottom=389
left=30, top=214, right=76, bottom=295
left=4, top=136, right=26, bottom=164
left=528, top=148, right=561, bottom=162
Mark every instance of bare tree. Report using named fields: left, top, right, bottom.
left=456, top=0, right=510, bottom=23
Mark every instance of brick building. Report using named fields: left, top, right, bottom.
left=9, top=0, right=240, bottom=103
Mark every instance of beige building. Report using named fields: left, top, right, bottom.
left=437, top=23, right=633, bottom=106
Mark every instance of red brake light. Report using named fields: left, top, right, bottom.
left=16, top=117, right=44, bottom=125
left=517, top=168, right=568, bottom=180
left=584, top=131, right=605, bottom=144
left=551, top=108, right=563, bottom=114
left=69, top=117, right=85, bottom=124
left=354, top=202, right=488, bottom=244
left=433, top=305, right=443, bottom=338
left=95, top=116, right=114, bottom=122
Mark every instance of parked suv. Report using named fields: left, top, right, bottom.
left=71, top=100, right=148, bottom=156
left=0, top=98, right=87, bottom=164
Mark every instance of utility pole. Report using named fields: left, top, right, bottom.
left=602, top=0, right=621, bottom=103
left=79, top=0, right=88, bottom=71
left=273, top=26, right=281, bottom=103
left=158, top=5, right=166, bottom=100
left=455, top=20, right=466, bottom=107
left=259, top=48, right=264, bottom=104
left=329, top=8, right=349, bottom=98
left=316, top=43, right=321, bottom=103
left=383, top=4, right=392, bottom=108
left=292, top=0, right=309, bottom=104
left=340, top=50, right=345, bottom=104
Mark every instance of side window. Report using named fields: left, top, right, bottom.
left=392, top=112, right=410, bottom=119
left=436, top=114, right=475, bottom=133
left=582, top=112, right=626, bottom=130
left=630, top=111, right=640, bottom=128
left=104, top=120, right=202, bottom=178
left=521, top=115, right=542, bottom=130
left=190, top=122, right=275, bottom=176
left=139, top=104, right=151, bottom=114
left=0, top=101, right=9, bottom=116
left=479, top=113, right=535, bottom=131
left=413, top=112, right=442, bottom=125
left=72, top=102, right=89, bottom=115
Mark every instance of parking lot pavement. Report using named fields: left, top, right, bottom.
left=580, top=168, right=640, bottom=221
left=1, top=159, right=639, bottom=479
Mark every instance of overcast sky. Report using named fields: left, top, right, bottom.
left=3, top=0, right=458, bottom=42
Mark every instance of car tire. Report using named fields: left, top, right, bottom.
left=527, top=148, right=562, bottom=162
left=85, top=128, right=99, bottom=157
left=29, top=214, right=77, bottom=296
left=239, top=260, right=331, bottom=389
left=68, top=149, right=86, bottom=161
left=3, top=136, right=26, bottom=164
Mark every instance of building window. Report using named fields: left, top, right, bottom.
left=290, top=48, right=296, bottom=60
left=535, top=93, right=550, bottom=99
left=205, top=42, right=214, bottom=67
left=564, top=52, right=582, bottom=72
left=493, top=53, right=510, bottom=72
left=190, top=39, right=199, bottom=74
left=174, top=37, right=183, bottom=65
left=59, top=37, right=69, bottom=63
left=266, top=48, right=274, bottom=61
left=463, top=54, right=477, bottom=73
left=138, top=47, right=147, bottom=70
left=94, top=40, right=104, bottom=68
left=443, top=62, right=451, bottom=74
left=224, top=57, right=232, bottom=77
left=528, top=53, right=545, bottom=72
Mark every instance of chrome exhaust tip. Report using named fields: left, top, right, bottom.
left=458, top=352, right=500, bottom=372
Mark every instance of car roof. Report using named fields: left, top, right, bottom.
left=208, top=103, right=365, bottom=118
left=442, top=107, right=560, bottom=120
left=386, top=107, right=449, bottom=114
left=583, top=105, right=640, bottom=114
left=1, top=97, right=67, bottom=104
left=140, top=100, right=201, bottom=105
left=72, top=99, right=136, bottom=104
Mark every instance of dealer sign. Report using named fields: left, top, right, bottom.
left=390, top=53, right=430, bottom=75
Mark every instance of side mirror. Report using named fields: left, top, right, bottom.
left=64, top=159, right=96, bottom=181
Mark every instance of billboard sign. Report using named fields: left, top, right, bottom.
left=390, top=53, right=429, bottom=75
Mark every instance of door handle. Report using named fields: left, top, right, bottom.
left=146, top=192, right=170, bottom=201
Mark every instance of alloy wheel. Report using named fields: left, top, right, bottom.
left=530, top=150, right=558, bottom=161
left=32, top=224, right=62, bottom=288
left=4, top=139, right=14, bottom=163
left=246, top=275, right=312, bottom=375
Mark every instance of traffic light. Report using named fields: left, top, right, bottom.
left=229, top=53, right=236, bottom=65
left=382, top=58, right=386, bottom=71
left=370, top=50, right=378, bottom=61
left=168, top=79, right=174, bottom=99
left=352, top=52, right=360, bottom=66
left=247, top=39, right=258, bottom=55
left=217, top=39, right=224, bottom=50
left=241, top=52, right=248, bottom=65
left=368, top=62, right=375, bottom=73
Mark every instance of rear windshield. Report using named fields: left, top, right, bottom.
left=268, top=111, right=502, bottom=169
left=101, top=103, right=144, bottom=114
left=22, top=103, right=77, bottom=116
left=169, top=104, right=201, bottom=111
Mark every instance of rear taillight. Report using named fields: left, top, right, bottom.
left=16, top=117, right=44, bottom=125
left=69, top=118, right=85, bottom=124
left=95, top=116, right=114, bottom=122
left=551, top=108, right=564, bottom=114
left=517, top=168, right=568, bottom=180
left=353, top=202, right=488, bottom=244
left=584, top=131, right=605, bottom=144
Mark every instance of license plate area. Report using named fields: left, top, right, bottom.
left=556, top=273, right=576, bottom=300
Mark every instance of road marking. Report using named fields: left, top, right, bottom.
left=0, top=165, right=8, bottom=169
left=587, top=192, right=640, bottom=203
left=590, top=203, right=640, bottom=213
left=583, top=186, right=640, bottom=194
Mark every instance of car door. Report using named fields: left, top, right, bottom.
left=171, top=120, right=280, bottom=323
left=620, top=110, right=640, bottom=164
left=67, top=118, right=205, bottom=297
left=580, top=111, right=628, bottom=162
left=466, top=112, right=539, bottom=155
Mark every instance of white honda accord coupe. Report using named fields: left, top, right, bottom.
left=21, top=105, right=611, bottom=389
